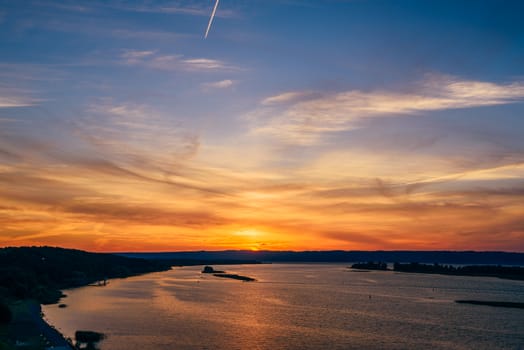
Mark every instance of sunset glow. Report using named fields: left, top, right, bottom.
left=1, top=1, right=523, bottom=252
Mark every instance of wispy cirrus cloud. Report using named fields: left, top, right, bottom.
left=81, top=101, right=201, bottom=165
left=251, top=75, right=524, bottom=144
left=107, top=1, right=237, bottom=18
left=201, top=79, right=235, bottom=90
left=0, top=96, right=37, bottom=108
left=0, top=88, right=42, bottom=108
left=0, top=63, right=66, bottom=81
left=261, top=91, right=318, bottom=105
left=111, top=29, right=188, bottom=41
left=34, top=1, right=92, bottom=13
left=120, top=50, right=238, bottom=72
left=33, top=0, right=236, bottom=18
left=121, top=50, right=157, bottom=63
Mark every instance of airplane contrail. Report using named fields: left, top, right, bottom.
left=204, top=0, right=220, bottom=39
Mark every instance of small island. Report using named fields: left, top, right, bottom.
left=455, top=300, right=524, bottom=309
left=213, top=273, right=256, bottom=282
left=202, top=265, right=225, bottom=274
left=201, top=266, right=256, bottom=282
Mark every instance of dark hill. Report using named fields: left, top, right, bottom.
left=0, top=246, right=170, bottom=304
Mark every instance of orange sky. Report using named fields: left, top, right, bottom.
left=1, top=1, right=524, bottom=252
left=2, top=144, right=524, bottom=252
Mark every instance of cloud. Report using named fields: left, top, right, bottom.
left=201, top=79, right=235, bottom=90
left=120, top=50, right=238, bottom=72
left=111, top=29, right=187, bottom=41
left=32, top=0, right=236, bottom=18
left=36, top=2, right=92, bottom=13
left=63, top=202, right=226, bottom=227
left=108, top=1, right=237, bottom=18
left=0, top=63, right=66, bottom=81
left=320, top=230, right=399, bottom=247
left=81, top=101, right=201, bottom=166
left=261, top=91, right=318, bottom=105
left=177, top=58, right=231, bottom=71
left=12, top=6, right=187, bottom=43
left=0, top=96, right=37, bottom=108
left=0, top=86, right=42, bottom=107
left=120, top=49, right=156, bottom=63
left=251, top=75, right=524, bottom=144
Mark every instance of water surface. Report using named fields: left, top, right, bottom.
left=43, top=264, right=524, bottom=349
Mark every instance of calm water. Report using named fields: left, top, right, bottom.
left=43, top=264, right=524, bottom=350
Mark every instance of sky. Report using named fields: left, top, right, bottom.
left=1, top=0, right=524, bottom=252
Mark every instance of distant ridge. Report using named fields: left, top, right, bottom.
left=117, top=250, right=524, bottom=266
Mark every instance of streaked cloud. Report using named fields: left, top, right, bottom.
left=121, top=50, right=157, bottom=64
left=109, top=1, right=236, bottom=18
left=0, top=63, right=66, bottom=81
left=121, top=50, right=238, bottom=72
left=201, top=79, right=235, bottom=90
left=252, top=75, right=524, bottom=144
left=33, top=0, right=236, bottom=18
left=0, top=88, right=41, bottom=108
left=36, top=2, right=92, bottom=13
left=81, top=101, right=201, bottom=166
left=261, top=91, right=318, bottom=105
left=111, top=29, right=187, bottom=41
left=0, top=96, right=36, bottom=108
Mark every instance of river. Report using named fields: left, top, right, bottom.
left=43, top=264, right=524, bottom=349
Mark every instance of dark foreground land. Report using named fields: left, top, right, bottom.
left=0, top=246, right=172, bottom=350
left=0, top=246, right=172, bottom=304
left=0, top=247, right=265, bottom=349
left=2, top=247, right=524, bottom=349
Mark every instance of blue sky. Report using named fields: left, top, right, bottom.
left=1, top=0, right=524, bottom=251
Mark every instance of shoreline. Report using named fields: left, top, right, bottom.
left=33, top=302, right=75, bottom=350
left=4, top=299, right=75, bottom=350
